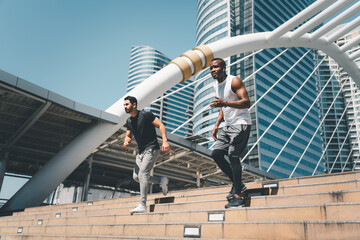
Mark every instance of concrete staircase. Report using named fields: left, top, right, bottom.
left=0, top=171, right=359, bottom=239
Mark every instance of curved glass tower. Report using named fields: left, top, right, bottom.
left=193, top=0, right=231, bottom=139
left=127, top=46, right=170, bottom=92
left=194, top=0, right=323, bottom=177
left=127, top=46, right=193, bottom=136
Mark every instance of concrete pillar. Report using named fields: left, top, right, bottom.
left=196, top=170, right=201, bottom=188
left=50, top=187, right=57, bottom=205
left=72, top=186, right=78, bottom=203
left=0, top=152, right=8, bottom=193
left=81, top=155, right=93, bottom=202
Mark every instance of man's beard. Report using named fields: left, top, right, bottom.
left=125, top=107, right=133, bottom=113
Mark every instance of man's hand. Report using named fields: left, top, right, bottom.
left=212, top=127, right=219, bottom=141
left=123, top=141, right=130, bottom=149
left=210, top=97, right=227, bottom=108
left=123, top=134, right=132, bottom=149
left=161, top=140, right=170, bottom=154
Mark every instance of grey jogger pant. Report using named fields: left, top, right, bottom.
left=213, top=124, right=251, bottom=158
left=133, top=148, right=161, bottom=205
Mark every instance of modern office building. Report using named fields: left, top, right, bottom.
left=194, top=0, right=324, bottom=177
left=127, top=46, right=194, bottom=136
left=315, top=49, right=351, bottom=173
left=337, top=27, right=360, bottom=171
left=317, top=26, right=360, bottom=172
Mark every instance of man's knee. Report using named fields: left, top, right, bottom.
left=229, top=155, right=242, bottom=169
left=211, top=149, right=227, bottom=161
left=137, top=169, right=151, bottom=182
left=228, top=154, right=240, bottom=163
left=133, top=172, right=139, bottom=183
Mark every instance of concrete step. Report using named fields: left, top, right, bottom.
left=277, top=171, right=360, bottom=186
left=1, top=189, right=359, bottom=229
left=278, top=179, right=359, bottom=195
left=1, top=172, right=360, bottom=240
left=7, top=179, right=360, bottom=222
left=0, top=233, right=271, bottom=240
left=153, top=187, right=360, bottom=209
left=19, top=171, right=360, bottom=215
left=3, top=189, right=360, bottom=226
left=249, top=189, right=360, bottom=207
left=2, top=202, right=360, bottom=228
left=1, top=220, right=360, bottom=239
left=0, top=235, right=200, bottom=240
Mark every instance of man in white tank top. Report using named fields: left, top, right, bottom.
left=209, top=58, right=251, bottom=208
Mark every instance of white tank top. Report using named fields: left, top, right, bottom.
left=214, top=75, right=252, bottom=126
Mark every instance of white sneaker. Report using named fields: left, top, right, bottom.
left=130, top=204, right=146, bottom=214
left=160, top=177, right=169, bottom=195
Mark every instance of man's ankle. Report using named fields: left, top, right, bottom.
left=234, top=193, right=241, bottom=199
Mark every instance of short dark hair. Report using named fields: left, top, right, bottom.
left=211, top=58, right=226, bottom=68
left=124, top=96, right=137, bottom=105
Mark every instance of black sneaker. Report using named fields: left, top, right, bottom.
left=225, top=197, right=245, bottom=209
left=226, top=183, right=247, bottom=200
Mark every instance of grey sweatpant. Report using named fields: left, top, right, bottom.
left=212, top=124, right=251, bottom=195
left=133, top=148, right=161, bottom=205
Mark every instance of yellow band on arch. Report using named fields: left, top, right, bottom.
left=169, top=57, right=192, bottom=83
left=169, top=44, right=214, bottom=83
left=180, top=50, right=203, bottom=74
left=193, top=45, right=214, bottom=68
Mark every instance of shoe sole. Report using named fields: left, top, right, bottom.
left=225, top=204, right=245, bottom=209
left=226, top=186, right=247, bottom=200
left=130, top=210, right=146, bottom=214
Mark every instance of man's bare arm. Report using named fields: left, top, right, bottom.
left=210, top=77, right=250, bottom=109
left=152, top=117, right=170, bottom=154
left=123, top=130, right=132, bottom=149
left=211, top=108, right=223, bottom=141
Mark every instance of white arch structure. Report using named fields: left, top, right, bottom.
left=2, top=0, right=360, bottom=212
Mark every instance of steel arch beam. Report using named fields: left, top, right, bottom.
left=208, top=32, right=360, bottom=86
left=2, top=30, right=360, bottom=213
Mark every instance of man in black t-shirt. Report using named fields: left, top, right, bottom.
left=123, top=96, right=170, bottom=214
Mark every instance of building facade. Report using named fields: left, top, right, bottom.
left=337, top=27, right=360, bottom=171
left=315, top=48, right=351, bottom=174
left=194, top=0, right=324, bottom=177
left=316, top=26, right=360, bottom=173
left=127, top=46, right=193, bottom=136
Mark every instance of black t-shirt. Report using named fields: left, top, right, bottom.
left=126, top=110, right=160, bottom=154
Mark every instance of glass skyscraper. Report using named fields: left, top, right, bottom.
left=127, top=46, right=193, bottom=136
left=337, top=27, right=360, bottom=171
left=194, top=0, right=324, bottom=177
left=317, top=26, right=360, bottom=172
left=315, top=48, right=351, bottom=173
